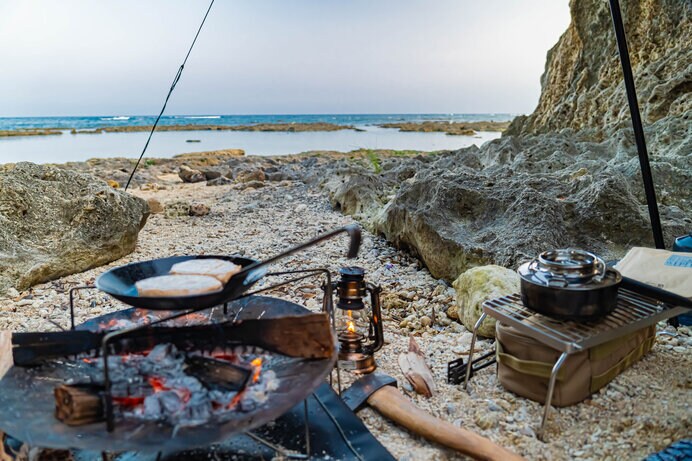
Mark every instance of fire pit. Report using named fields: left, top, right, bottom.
left=0, top=226, right=366, bottom=456
left=0, top=296, right=336, bottom=453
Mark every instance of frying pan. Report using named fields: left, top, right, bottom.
left=96, top=225, right=361, bottom=310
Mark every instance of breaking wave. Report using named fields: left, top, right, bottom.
left=100, top=116, right=130, bottom=121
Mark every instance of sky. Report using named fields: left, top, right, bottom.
left=0, top=1, right=570, bottom=117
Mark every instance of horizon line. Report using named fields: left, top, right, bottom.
left=0, top=112, right=521, bottom=119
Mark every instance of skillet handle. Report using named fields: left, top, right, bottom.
left=238, top=224, right=362, bottom=283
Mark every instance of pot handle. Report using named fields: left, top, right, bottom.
left=529, top=260, right=569, bottom=287
left=592, top=256, right=607, bottom=283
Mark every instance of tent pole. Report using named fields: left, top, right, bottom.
left=607, top=0, right=665, bottom=249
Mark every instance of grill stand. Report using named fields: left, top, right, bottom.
left=59, top=268, right=343, bottom=459
left=463, top=289, right=687, bottom=441
left=244, top=397, right=311, bottom=460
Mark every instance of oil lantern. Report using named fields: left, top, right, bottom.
left=334, top=267, right=383, bottom=374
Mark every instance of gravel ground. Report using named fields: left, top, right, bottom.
left=0, top=175, right=689, bottom=460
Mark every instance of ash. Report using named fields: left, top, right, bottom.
left=84, top=344, right=279, bottom=428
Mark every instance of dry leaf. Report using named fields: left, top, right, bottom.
left=398, top=336, right=436, bottom=397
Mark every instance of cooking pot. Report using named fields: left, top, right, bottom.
left=518, top=249, right=622, bottom=320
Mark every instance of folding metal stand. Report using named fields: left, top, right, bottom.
left=464, top=290, right=687, bottom=441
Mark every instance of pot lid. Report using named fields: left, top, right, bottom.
left=519, top=249, right=618, bottom=288
left=536, top=249, right=603, bottom=281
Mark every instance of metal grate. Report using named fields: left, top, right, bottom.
left=483, top=289, right=688, bottom=353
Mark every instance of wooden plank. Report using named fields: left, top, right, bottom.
left=8, top=313, right=335, bottom=366
left=0, top=331, right=12, bottom=381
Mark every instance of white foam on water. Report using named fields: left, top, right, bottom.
left=101, top=116, right=131, bottom=121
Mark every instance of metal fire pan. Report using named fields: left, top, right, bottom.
left=0, top=296, right=336, bottom=453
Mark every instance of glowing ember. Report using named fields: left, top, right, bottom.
left=251, top=358, right=262, bottom=383
left=148, top=376, right=167, bottom=392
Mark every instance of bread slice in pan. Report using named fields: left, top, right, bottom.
left=135, top=274, right=222, bottom=297
left=170, top=258, right=242, bottom=284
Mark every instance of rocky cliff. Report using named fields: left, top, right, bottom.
left=507, top=0, right=691, bottom=141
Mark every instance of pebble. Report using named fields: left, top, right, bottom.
left=189, top=203, right=210, bottom=216
left=475, top=412, right=499, bottom=430
left=488, top=400, right=504, bottom=412
left=420, top=316, right=432, bottom=328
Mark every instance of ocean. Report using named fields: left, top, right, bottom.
left=0, top=113, right=514, bottom=164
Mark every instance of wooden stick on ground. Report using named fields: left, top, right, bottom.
left=368, top=386, right=524, bottom=461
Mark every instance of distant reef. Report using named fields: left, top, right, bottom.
left=378, top=121, right=510, bottom=136
left=0, top=122, right=358, bottom=137
left=0, top=129, right=62, bottom=138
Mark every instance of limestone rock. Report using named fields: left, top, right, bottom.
left=203, top=170, right=222, bottom=181
left=236, top=169, right=266, bottom=183
left=372, top=134, right=689, bottom=282
left=147, top=198, right=164, bottom=214
left=189, top=203, right=210, bottom=217
left=164, top=201, right=191, bottom=218
left=0, top=163, right=149, bottom=295
left=178, top=165, right=205, bottom=183
left=235, top=180, right=265, bottom=190
left=506, top=0, right=691, bottom=139
left=206, top=176, right=233, bottom=186
left=452, top=265, right=519, bottom=338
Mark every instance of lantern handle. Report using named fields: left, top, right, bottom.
left=364, top=283, right=384, bottom=355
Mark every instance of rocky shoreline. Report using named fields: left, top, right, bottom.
left=0, top=156, right=689, bottom=460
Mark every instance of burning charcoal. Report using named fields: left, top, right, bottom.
left=184, top=356, right=251, bottom=392
left=166, top=376, right=204, bottom=393
left=157, top=390, right=184, bottom=414
left=208, top=390, right=238, bottom=407
left=139, top=346, right=184, bottom=376
left=142, top=394, right=162, bottom=420
left=147, top=344, right=178, bottom=362
left=171, top=393, right=212, bottom=427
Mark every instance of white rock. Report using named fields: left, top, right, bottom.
left=452, top=265, right=519, bottom=338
